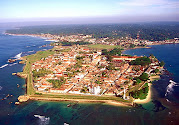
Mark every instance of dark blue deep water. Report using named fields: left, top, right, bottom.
left=0, top=27, right=179, bottom=125
left=124, top=45, right=179, bottom=103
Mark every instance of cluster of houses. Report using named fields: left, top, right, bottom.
left=31, top=45, right=161, bottom=99
left=11, top=33, right=179, bottom=48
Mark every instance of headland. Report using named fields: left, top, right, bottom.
left=10, top=36, right=165, bottom=107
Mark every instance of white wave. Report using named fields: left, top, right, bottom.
left=26, top=46, right=30, bottom=48
left=9, top=63, right=17, bottom=66
left=165, top=80, right=179, bottom=96
left=0, top=86, right=2, bottom=90
left=0, top=64, right=8, bottom=69
left=27, top=50, right=34, bottom=53
left=14, top=52, right=22, bottom=59
left=34, top=115, right=50, bottom=125
left=166, top=99, right=171, bottom=103
left=42, top=49, right=47, bottom=51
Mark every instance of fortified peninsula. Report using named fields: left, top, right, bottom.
left=10, top=34, right=165, bottom=106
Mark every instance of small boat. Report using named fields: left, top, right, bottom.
left=15, top=102, right=20, bottom=105
left=67, top=104, right=71, bottom=107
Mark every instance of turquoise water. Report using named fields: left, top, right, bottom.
left=0, top=28, right=178, bottom=124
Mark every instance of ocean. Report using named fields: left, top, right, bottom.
left=0, top=27, right=179, bottom=125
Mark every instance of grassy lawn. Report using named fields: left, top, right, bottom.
left=88, top=44, right=121, bottom=50
left=31, top=94, right=133, bottom=103
left=21, top=50, right=55, bottom=95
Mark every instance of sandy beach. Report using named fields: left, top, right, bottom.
left=133, top=83, right=152, bottom=104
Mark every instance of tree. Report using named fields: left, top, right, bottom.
left=150, top=54, right=155, bottom=58
left=106, top=64, right=115, bottom=70
left=136, top=78, right=142, bottom=84
left=124, top=80, right=129, bottom=85
left=159, top=61, right=165, bottom=67
left=130, top=56, right=151, bottom=66
left=139, top=73, right=149, bottom=81
left=109, top=48, right=121, bottom=56
left=154, top=69, right=159, bottom=73
left=95, top=80, right=102, bottom=84
left=58, top=61, right=62, bottom=65
left=47, top=77, right=66, bottom=88
left=102, top=49, right=108, bottom=55
left=102, top=72, right=106, bottom=77
left=106, top=55, right=113, bottom=62
left=130, top=44, right=135, bottom=48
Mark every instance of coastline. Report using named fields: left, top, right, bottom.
left=5, top=32, right=58, bottom=42
left=133, top=83, right=152, bottom=104
left=8, top=32, right=164, bottom=107
left=28, top=96, right=132, bottom=107
left=16, top=47, right=161, bottom=107
left=132, top=74, right=161, bottom=104
left=123, top=46, right=151, bottom=52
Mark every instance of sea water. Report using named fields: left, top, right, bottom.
left=0, top=27, right=179, bottom=125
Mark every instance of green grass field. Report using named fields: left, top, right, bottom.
left=88, top=44, right=121, bottom=50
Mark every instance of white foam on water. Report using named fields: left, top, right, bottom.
left=166, top=99, right=171, bottom=103
left=165, top=80, right=179, bottom=96
left=0, top=64, right=8, bottom=69
left=27, top=50, right=34, bottom=53
left=9, top=63, right=17, bottom=66
left=14, top=52, right=22, bottom=59
left=0, top=86, right=2, bottom=90
left=34, top=115, right=50, bottom=125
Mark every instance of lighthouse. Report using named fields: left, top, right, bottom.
left=137, top=32, right=140, bottom=39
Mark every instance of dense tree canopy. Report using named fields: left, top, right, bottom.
left=47, top=77, right=66, bottom=88
left=159, top=61, right=165, bottom=67
left=130, top=56, right=151, bottom=66
left=32, top=69, right=52, bottom=79
left=138, top=73, right=149, bottom=81
left=61, top=41, right=90, bottom=46
left=102, top=48, right=121, bottom=56
left=130, top=83, right=149, bottom=99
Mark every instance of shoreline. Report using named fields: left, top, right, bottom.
left=9, top=32, right=164, bottom=106
left=123, top=46, right=151, bottom=52
left=5, top=32, right=58, bottom=42
left=28, top=96, right=132, bottom=107
left=133, top=83, right=152, bottom=104
left=16, top=48, right=161, bottom=107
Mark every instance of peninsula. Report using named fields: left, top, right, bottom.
left=14, top=40, right=164, bottom=106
